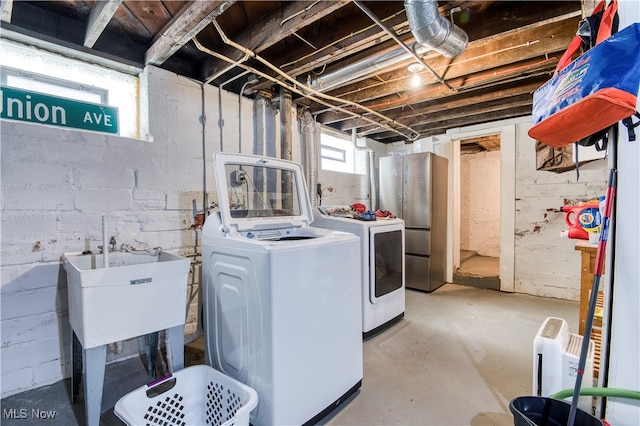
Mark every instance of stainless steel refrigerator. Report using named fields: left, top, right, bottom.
left=379, top=152, right=448, bottom=292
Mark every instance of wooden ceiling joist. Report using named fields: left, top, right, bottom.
left=200, top=0, right=350, bottom=81
left=335, top=90, right=535, bottom=132
left=5, top=0, right=584, bottom=144
left=145, top=0, right=236, bottom=66
left=84, top=0, right=123, bottom=48
left=1, top=0, right=13, bottom=23
left=371, top=105, right=532, bottom=142
left=317, top=74, right=547, bottom=128
left=314, top=14, right=580, bottom=109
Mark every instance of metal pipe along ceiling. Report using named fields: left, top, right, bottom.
left=195, top=20, right=420, bottom=140
left=309, top=0, right=467, bottom=92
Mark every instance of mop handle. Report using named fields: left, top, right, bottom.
left=594, top=173, right=616, bottom=275
left=568, top=168, right=617, bottom=426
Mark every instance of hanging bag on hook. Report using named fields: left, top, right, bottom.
left=528, top=0, right=640, bottom=147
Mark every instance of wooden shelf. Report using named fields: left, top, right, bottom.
left=575, top=242, right=604, bottom=378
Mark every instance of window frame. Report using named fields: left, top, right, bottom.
left=1, top=38, right=141, bottom=139
left=1, top=66, right=109, bottom=105
left=321, top=144, right=347, bottom=163
left=319, top=127, right=368, bottom=175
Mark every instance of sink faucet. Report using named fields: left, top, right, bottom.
left=109, top=236, right=117, bottom=252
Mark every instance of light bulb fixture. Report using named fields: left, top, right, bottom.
left=411, top=74, right=421, bottom=88
left=407, top=62, right=425, bottom=73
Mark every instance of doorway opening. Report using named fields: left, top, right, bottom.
left=453, top=134, right=501, bottom=290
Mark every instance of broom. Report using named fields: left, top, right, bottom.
left=567, top=168, right=617, bottom=426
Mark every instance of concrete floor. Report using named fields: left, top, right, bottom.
left=453, top=251, right=501, bottom=290
left=1, top=284, right=578, bottom=425
left=457, top=251, right=500, bottom=277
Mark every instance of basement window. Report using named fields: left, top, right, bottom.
left=2, top=67, right=108, bottom=104
left=321, top=145, right=346, bottom=163
left=0, top=39, right=139, bottom=138
left=320, top=128, right=366, bottom=175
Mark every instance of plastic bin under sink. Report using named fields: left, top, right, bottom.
left=63, top=251, right=190, bottom=348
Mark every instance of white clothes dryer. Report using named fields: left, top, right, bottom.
left=202, top=153, right=363, bottom=426
left=313, top=208, right=405, bottom=338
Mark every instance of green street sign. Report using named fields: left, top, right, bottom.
left=1, top=86, right=119, bottom=134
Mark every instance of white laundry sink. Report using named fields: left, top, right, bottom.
left=63, top=252, right=190, bottom=348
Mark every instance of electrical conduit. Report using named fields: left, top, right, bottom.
left=102, top=214, right=124, bottom=354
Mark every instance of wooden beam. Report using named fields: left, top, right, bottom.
left=84, top=0, right=123, bottom=48
left=315, top=62, right=549, bottom=125
left=145, top=0, right=236, bottom=66
left=418, top=105, right=533, bottom=135
left=0, top=0, right=13, bottom=23
left=255, top=1, right=579, bottom=92
left=200, top=0, right=349, bottom=81
left=364, top=96, right=532, bottom=139
left=461, top=135, right=502, bottom=152
left=335, top=87, right=538, bottom=131
left=317, top=13, right=580, bottom=106
left=399, top=94, right=533, bottom=129
left=248, top=3, right=409, bottom=91
left=371, top=105, right=532, bottom=141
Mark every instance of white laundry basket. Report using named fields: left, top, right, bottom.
left=114, top=365, right=258, bottom=426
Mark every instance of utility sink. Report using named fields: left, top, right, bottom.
left=63, top=252, right=190, bottom=349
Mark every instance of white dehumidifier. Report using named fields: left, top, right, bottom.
left=533, top=317, right=595, bottom=413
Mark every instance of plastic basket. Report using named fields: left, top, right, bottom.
left=114, top=365, right=258, bottom=426
left=509, top=396, right=604, bottom=426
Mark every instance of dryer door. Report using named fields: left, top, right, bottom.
left=213, top=152, right=314, bottom=233
left=369, top=224, right=405, bottom=304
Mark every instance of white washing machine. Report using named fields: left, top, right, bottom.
left=313, top=208, right=405, bottom=338
left=202, top=153, right=363, bottom=426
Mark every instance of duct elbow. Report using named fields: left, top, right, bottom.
left=404, top=0, right=468, bottom=58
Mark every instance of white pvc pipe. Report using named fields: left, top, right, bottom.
left=102, top=214, right=108, bottom=268
left=101, top=215, right=124, bottom=354
left=369, top=150, right=377, bottom=210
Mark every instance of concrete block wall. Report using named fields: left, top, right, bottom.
left=460, top=150, right=501, bottom=257
left=0, top=64, right=374, bottom=397
left=1, top=61, right=611, bottom=399
left=318, top=170, right=371, bottom=207
left=0, top=120, right=200, bottom=397
left=1, top=67, right=220, bottom=398
left=513, top=121, right=607, bottom=300
left=396, top=117, right=607, bottom=301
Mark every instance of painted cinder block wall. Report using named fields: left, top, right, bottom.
left=1, top=68, right=209, bottom=397
left=0, top=65, right=377, bottom=398
left=513, top=121, right=607, bottom=300
left=385, top=120, right=607, bottom=301
left=460, top=150, right=501, bottom=257
left=0, top=64, right=611, bottom=399
left=0, top=120, right=202, bottom=397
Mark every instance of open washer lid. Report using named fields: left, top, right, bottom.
left=213, top=152, right=314, bottom=233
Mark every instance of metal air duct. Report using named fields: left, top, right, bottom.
left=404, top=0, right=468, bottom=58
left=309, top=1, right=467, bottom=92
left=301, top=110, right=319, bottom=208
left=309, top=45, right=425, bottom=92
